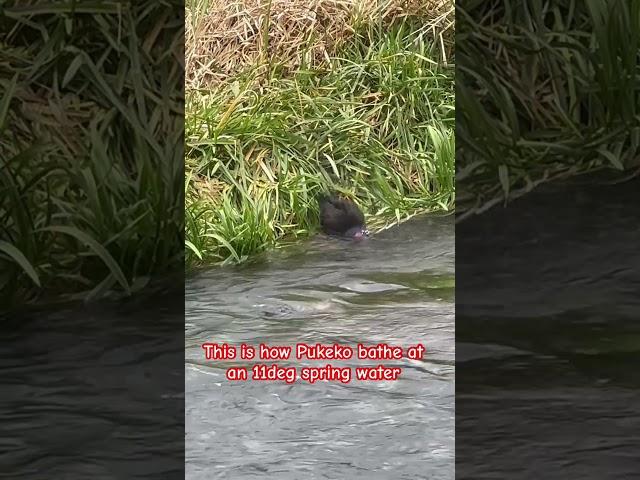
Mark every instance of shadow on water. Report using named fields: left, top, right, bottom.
left=456, top=177, right=640, bottom=478
left=185, top=215, right=455, bottom=480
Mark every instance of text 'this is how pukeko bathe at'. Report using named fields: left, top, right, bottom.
left=318, top=193, right=369, bottom=239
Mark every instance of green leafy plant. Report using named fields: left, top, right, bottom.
left=185, top=17, right=455, bottom=266
left=1, top=1, right=183, bottom=305
left=457, top=0, right=640, bottom=217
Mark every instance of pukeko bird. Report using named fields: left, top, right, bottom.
left=318, top=192, right=369, bottom=239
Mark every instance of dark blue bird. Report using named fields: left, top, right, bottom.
left=318, top=193, right=369, bottom=239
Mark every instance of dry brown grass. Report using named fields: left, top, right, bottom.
left=186, top=0, right=454, bottom=89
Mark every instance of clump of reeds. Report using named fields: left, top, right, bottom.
left=456, top=1, right=640, bottom=219
left=186, top=0, right=454, bottom=88
left=185, top=20, right=454, bottom=265
left=1, top=2, right=183, bottom=304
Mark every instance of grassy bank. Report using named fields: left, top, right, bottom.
left=457, top=1, right=640, bottom=218
left=1, top=3, right=183, bottom=305
left=185, top=0, right=455, bottom=266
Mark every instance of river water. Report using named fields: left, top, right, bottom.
left=185, top=215, right=455, bottom=480
left=0, top=288, right=185, bottom=479
left=456, top=177, right=640, bottom=478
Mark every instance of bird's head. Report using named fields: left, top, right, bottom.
left=346, top=226, right=370, bottom=240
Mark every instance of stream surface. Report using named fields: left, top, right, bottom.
left=456, top=177, right=640, bottom=479
left=0, top=288, right=185, bottom=479
left=185, top=215, right=455, bottom=480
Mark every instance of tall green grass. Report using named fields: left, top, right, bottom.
left=457, top=0, right=640, bottom=217
left=1, top=2, right=183, bottom=305
left=185, top=21, right=455, bottom=266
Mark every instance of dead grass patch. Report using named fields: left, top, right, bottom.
left=186, top=0, right=454, bottom=88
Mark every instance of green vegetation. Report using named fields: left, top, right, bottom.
left=457, top=1, right=640, bottom=218
left=1, top=3, right=183, bottom=305
left=185, top=1, right=455, bottom=266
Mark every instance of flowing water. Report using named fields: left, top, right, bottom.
left=185, top=215, right=455, bottom=480
left=0, top=289, right=185, bottom=479
left=456, top=177, right=640, bottom=478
